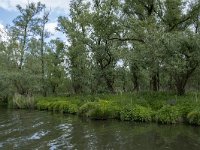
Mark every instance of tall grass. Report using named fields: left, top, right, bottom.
left=10, top=93, right=36, bottom=109
left=7, top=92, right=200, bottom=125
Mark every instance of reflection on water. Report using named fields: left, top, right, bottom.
left=29, top=130, right=50, bottom=140
left=0, top=108, right=200, bottom=150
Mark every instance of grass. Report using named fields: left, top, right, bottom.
left=9, top=92, right=200, bottom=125
left=9, top=93, right=36, bottom=109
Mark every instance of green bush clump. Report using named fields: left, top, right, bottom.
left=59, top=101, right=79, bottom=114
left=47, top=102, right=57, bottom=111
left=177, top=102, right=196, bottom=119
left=155, top=105, right=182, bottom=124
left=37, top=100, right=78, bottom=114
left=148, top=100, right=165, bottom=110
left=37, top=100, right=51, bottom=110
left=78, top=100, right=120, bottom=119
left=89, top=101, right=120, bottom=119
left=120, top=105, right=153, bottom=122
left=187, top=108, right=200, bottom=125
left=78, top=102, right=96, bottom=116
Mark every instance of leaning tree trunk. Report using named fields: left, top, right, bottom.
left=174, top=66, right=197, bottom=95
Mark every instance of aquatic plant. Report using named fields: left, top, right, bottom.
left=11, top=93, right=35, bottom=109
left=78, top=100, right=120, bottom=119
left=120, top=105, right=153, bottom=122
left=155, top=105, right=182, bottom=124
left=187, top=108, right=200, bottom=125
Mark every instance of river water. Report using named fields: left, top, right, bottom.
left=0, top=108, right=200, bottom=150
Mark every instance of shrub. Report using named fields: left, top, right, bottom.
left=120, top=106, right=133, bottom=121
left=148, top=100, right=165, bottom=110
left=59, top=101, right=78, bottom=114
left=187, top=108, right=200, bottom=125
left=48, top=102, right=56, bottom=111
left=78, top=100, right=120, bottom=119
left=37, top=100, right=79, bottom=114
left=37, top=100, right=51, bottom=110
left=78, top=102, right=96, bottom=116
left=177, top=102, right=195, bottom=119
left=120, top=105, right=153, bottom=122
left=155, top=105, right=182, bottom=124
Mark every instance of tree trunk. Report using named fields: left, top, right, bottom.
left=130, top=63, right=139, bottom=91
left=40, top=26, right=46, bottom=97
left=105, top=76, right=115, bottom=93
left=175, top=77, right=187, bottom=95
left=174, top=65, right=197, bottom=95
left=133, top=73, right=139, bottom=91
left=19, top=25, right=28, bottom=69
left=73, top=81, right=82, bottom=94
left=150, top=72, right=159, bottom=91
left=176, top=83, right=186, bottom=95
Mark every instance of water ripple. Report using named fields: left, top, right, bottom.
left=48, top=135, right=73, bottom=150
left=32, top=122, right=44, bottom=128
left=56, top=123, right=72, bottom=131
left=28, top=130, right=50, bottom=140
left=48, top=123, right=73, bottom=150
left=0, top=128, right=21, bottom=136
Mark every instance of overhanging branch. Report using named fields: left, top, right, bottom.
left=108, top=37, right=145, bottom=43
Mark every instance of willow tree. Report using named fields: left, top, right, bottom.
left=11, top=2, right=45, bottom=69
left=86, top=0, right=122, bottom=93
left=37, top=10, right=50, bottom=96
left=121, top=0, right=200, bottom=95
left=58, top=0, right=91, bottom=94
left=8, top=2, right=46, bottom=95
left=159, top=0, right=200, bottom=95
left=120, top=0, right=162, bottom=91
left=46, top=39, right=66, bottom=95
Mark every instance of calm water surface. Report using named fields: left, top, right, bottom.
left=0, top=108, right=200, bottom=150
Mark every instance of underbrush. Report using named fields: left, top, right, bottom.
left=187, top=108, right=200, bottom=125
left=10, top=93, right=36, bottom=109
left=37, top=100, right=80, bottom=114
left=8, top=92, right=200, bottom=126
left=154, top=105, right=182, bottom=124
left=120, top=105, right=153, bottom=122
left=78, top=100, right=120, bottom=119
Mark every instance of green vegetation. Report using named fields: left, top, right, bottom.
left=8, top=92, right=200, bottom=126
left=79, top=100, right=120, bottom=119
left=120, top=105, right=153, bottom=122
left=1, top=0, right=200, bottom=101
left=37, top=98, right=82, bottom=114
left=154, top=105, right=182, bottom=124
left=0, top=1, right=200, bottom=127
left=187, top=108, right=200, bottom=125
left=9, top=94, right=36, bottom=109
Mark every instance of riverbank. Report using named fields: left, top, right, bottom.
left=9, top=92, right=200, bottom=125
left=1, top=108, right=200, bottom=149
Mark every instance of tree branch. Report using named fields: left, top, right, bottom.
left=108, top=37, right=145, bottom=43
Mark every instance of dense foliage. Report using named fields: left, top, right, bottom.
left=27, top=92, right=200, bottom=125
left=0, top=0, right=200, bottom=125
left=0, top=1, right=200, bottom=102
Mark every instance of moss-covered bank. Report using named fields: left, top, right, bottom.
left=10, top=92, right=200, bottom=126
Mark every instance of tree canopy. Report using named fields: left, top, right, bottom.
left=0, top=0, right=200, bottom=100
